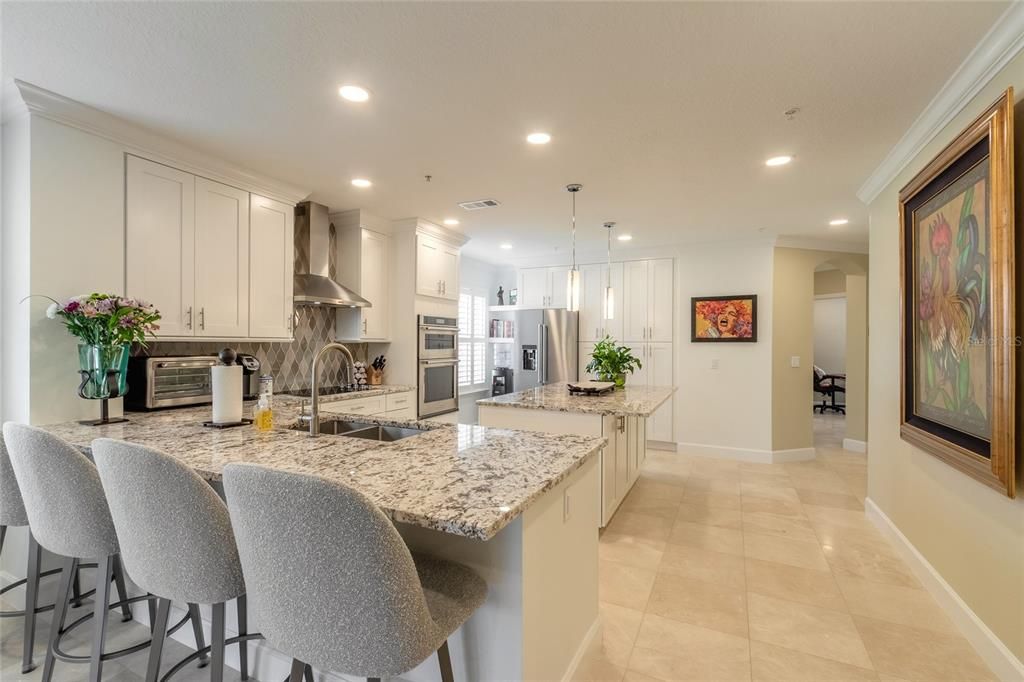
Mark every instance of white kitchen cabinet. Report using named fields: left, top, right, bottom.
left=604, top=262, right=625, bottom=342
left=646, top=342, right=674, bottom=442
left=518, top=267, right=550, bottom=308
left=248, top=194, right=294, bottom=339
left=579, top=264, right=605, bottom=342
left=335, top=224, right=390, bottom=341
left=548, top=266, right=569, bottom=309
left=579, top=342, right=596, bottom=379
left=194, top=177, right=250, bottom=337
left=623, top=259, right=674, bottom=343
left=416, top=234, right=459, bottom=300
left=126, top=155, right=196, bottom=337
left=360, top=230, right=390, bottom=338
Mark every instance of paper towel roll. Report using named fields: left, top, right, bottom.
left=211, top=365, right=243, bottom=424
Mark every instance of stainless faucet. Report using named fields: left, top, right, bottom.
left=307, top=342, right=356, bottom=437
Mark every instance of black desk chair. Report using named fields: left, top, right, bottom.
left=813, top=365, right=846, bottom=414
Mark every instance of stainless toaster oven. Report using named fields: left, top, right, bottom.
left=125, top=356, right=218, bottom=410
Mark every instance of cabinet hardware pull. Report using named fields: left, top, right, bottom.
left=186, top=306, right=192, bottom=330
left=363, top=319, right=367, bottom=334
left=199, top=308, right=205, bottom=330
left=618, top=416, right=626, bottom=433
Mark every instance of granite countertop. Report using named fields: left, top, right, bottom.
left=272, top=384, right=415, bottom=409
left=40, top=404, right=604, bottom=541
left=477, top=383, right=676, bottom=417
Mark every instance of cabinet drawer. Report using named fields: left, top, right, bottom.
left=385, top=405, right=417, bottom=420
left=385, top=391, right=414, bottom=411
left=320, top=395, right=386, bottom=415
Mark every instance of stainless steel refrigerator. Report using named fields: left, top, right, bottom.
left=514, top=309, right=578, bottom=389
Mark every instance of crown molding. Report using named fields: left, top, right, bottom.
left=774, top=236, right=869, bottom=254
left=9, top=79, right=310, bottom=206
left=856, top=3, right=1024, bottom=205
left=391, top=217, right=471, bottom=247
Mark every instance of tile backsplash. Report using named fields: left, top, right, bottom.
left=139, top=307, right=370, bottom=392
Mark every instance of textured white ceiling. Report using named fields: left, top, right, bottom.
left=2, top=2, right=1007, bottom=262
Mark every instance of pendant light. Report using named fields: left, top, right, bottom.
left=565, top=184, right=583, bottom=312
left=603, top=221, right=615, bottom=320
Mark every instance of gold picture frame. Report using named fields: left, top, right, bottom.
left=898, top=87, right=1015, bottom=498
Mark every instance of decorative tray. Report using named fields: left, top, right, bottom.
left=567, top=381, right=615, bottom=396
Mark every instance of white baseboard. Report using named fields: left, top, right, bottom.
left=561, top=617, right=601, bottom=682
left=865, top=498, right=1024, bottom=682
left=675, top=442, right=816, bottom=464
left=646, top=440, right=678, bottom=452
left=842, top=438, right=867, bottom=453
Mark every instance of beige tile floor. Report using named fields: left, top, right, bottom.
left=578, top=414, right=996, bottom=682
left=0, top=415, right=997, bottom=681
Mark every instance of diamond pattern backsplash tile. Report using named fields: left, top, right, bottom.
left=139, top=306, right=368, bottom=392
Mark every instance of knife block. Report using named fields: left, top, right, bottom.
left=367, top=366, right=383, bottom=385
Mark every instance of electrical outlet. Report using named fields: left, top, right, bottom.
left=711, top=358, right=720, bottom=370
left=791, top=356, right=801, bottom=368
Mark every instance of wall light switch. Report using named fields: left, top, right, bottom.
left=790, top=356, right=801, bottom=368
left=711, top=358, right=720, bottom=370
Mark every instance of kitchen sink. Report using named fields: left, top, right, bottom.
left=290, top=420, right=427, bottom=442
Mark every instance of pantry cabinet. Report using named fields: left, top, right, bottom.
left=579, top=262, right=624, bottom=342
left=248, top=195, right=294, bottom=339
left=125, top=154, right=294, bottom=340
left=416, top=234, right=459, bottom=300
left=623, top=258, right=673, bottom=342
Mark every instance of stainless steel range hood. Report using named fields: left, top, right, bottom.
left=293, top=201, right=371, bottom=308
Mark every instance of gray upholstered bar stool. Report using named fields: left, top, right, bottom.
left=0, top=433, right=88, bottom=673
left=223, top=463, right=488, bottom=682
left=92, top=438, right=256, bottom=682
left=2, top=422, right=149, bottom=682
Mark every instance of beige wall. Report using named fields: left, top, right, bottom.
left=771, top=248, right=868, bottom=450
left=814, top=269, right=847, bottom=296
left=844, top=274, right=868, bottom=442
left=866, top=55, right=1024, bottom=659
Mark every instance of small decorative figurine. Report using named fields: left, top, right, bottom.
left=497, top=286, right=505, bottom=306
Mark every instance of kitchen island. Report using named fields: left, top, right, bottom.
left=41, top=404, right=606, bottom=681
left=478, top=383, right=676, bottom=527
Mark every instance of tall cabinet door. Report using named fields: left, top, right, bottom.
left=547, top=266, right=570, bottom=309
left=647, top=342, right=674, bottom=442
left=518, top=268, right=549, bottom=308
left=648, top=258, right=674, bottom=342
left=604, top=262, right=625, bottom=342
left=361, top=230, right=389, bottom=339
left=126, top=155, right=195, bottom=337
left=248, top=194, right=294, bottom=339
left=415, top=235, right=443, bottom=297
left=437, top=243, right=460, bottom=301
left=195, top=178, right=250, bottom=337
left=623, top=260, right=649, bottom=342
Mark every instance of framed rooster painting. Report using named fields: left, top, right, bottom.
left=899, top=87, right=1015, bottom=498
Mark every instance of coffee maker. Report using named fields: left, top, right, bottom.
left=236, top=354, right=262, bottom=399
left=491, top=367, right=514, bottom=396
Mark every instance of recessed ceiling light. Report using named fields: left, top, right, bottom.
left=338, top=85, right=370, bottom=102
left=829, top=218, right=849, bottom=226
left=526, top=132, right=551, bottom=145
left=500, top=243, right=513, bottom=250
left=443, top=218, right=460, bottom=226
left=617, top=234, right=633, bottom=242
left=351, top=178, right=372, bottom=188
left=765, top=155, right=793, bottom=167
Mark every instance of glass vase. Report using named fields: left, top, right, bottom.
left=77, top=343, right=129, bottom=399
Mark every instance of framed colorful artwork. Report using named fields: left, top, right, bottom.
left=899, top=87, right=1015, bottom=498
left=691, top=295, right=757, bottom=342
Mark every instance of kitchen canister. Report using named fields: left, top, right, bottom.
left=211, top=348, right=243, bottom=424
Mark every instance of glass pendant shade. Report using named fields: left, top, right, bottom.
left=566, top=268, right=581, bottom=312
left=603, top=285, right=614, bottom=320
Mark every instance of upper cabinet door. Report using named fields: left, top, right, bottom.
left=437, top=243, right=460, bottom=301
left=579, top=264, right=605, bottom=342
left=195, top=178, right=250, bottom=337
left=361, top=229, right=389, bottom=339
left=648, top=258, right=674, bottom=342
left=622, top=260, right=649, bottom=342
left=547, top=266, right=569, bottom=309
left=415, top=234, right=442, bottom=297
left=248, top=194, right=294, bottom=339
left=518, top=268, right=549, bottom=307
left=125, top=155, right=196, bottom=337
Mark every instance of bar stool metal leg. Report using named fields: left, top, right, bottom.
left=288, top=659, right=305, bottom=682
left=42, top=557, right=77, bottom=682
left=188, top=603, right=209, bottom=667
left=21, top=532, right=43, bottom=673
left=437, top=640, right=454, bottom=682
left=237, top=595, right=248, bottom=680
left=89, top=555, right=114, bottom=682
left=210, top=602, right=225, bottom=682
left=146, top=598, right=171, bottom=682
left=111, top=555, right=133, bottom=622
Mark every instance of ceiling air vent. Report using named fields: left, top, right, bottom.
left=458, top=198, right=502, bottom=211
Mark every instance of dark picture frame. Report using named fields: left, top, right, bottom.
left=898, top=87, right=1015, bottom=498
left=690, top=295, right=758, bottom=343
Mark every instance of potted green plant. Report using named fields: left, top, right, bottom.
left=585, top=336, right=642, bottom=388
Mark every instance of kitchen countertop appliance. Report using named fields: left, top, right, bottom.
left=126, top=355, right=219, bottom=410
left=491, top=367, right=514, bottom=396
left=236, top=353, right=261, bottom=399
